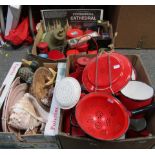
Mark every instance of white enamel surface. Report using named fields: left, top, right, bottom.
left=55, top=77, right=81, bottom=109
left=121, top=81, right=154, bottom=100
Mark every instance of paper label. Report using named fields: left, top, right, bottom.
left=113, top=64, right=120, bottom=69
left=44, top=63, right=66, bottom=136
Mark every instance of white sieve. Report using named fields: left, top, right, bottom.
left=54, top=77, right=81, bottom=109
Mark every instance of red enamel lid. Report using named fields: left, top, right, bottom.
left=77, top=43, right=89, bottom=52
left=48, top=50, right=65, bottom=60
left=67, top=29, right=84, bottom=39
left=37, top=42, right=48, bottom=49
left=88, top=50, right=98, bottom=55
left=77, top=57, right=90, bottom=66
left=66, top=49, right=80, bottom=56
left=82, top=52, right=132, bottom=93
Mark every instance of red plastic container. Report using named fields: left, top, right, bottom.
left=37, top=42, right=49, bottom=54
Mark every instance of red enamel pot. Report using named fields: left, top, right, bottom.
left=82, top=52, right=132, bottom=93
left=75, top=92, right=155, bottom=140
left=77, top=43, right=89, bottom=53
left=88, top=50, right=98, bottom=55
left=67, top=29, right=84, bottom=39
left=76, top=57, right=91, bottom=67
left=119, top=81, right=154, bottom=118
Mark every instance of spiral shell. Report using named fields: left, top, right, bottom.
left=18, top=67, right=33, bottom=84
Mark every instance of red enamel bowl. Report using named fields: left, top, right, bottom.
left=82, top=52, right=132, bottom=93
left=48, top=50, right=65, bottom=60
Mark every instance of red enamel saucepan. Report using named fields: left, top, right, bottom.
left=75, top=92, right=155, bottom=140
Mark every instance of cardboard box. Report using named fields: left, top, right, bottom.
left=110, top=6, right=155, bottom=49
left=0, top=60, right=63, bottom=148
left=57, top=53, right=155, bottom=149
left=31, top=21, right=114, bottom=58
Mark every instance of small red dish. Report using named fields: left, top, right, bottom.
left=48, top=50, right=65, bottom=60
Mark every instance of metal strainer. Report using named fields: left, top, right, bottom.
left=54, top=77, right=81, bottom=109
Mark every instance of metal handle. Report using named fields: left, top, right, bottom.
left=132, top=102, right=155, bottom=115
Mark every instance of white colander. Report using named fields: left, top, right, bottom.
left=54, top=77, right=81, bottom=109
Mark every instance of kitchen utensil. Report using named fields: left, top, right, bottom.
left=75, top=92, right=155, bottom=140
left=130, top=118, right=147, bottom=132
left=76, top=57, right=91, bottom=67
left=119, top=81, right=154, bottom=111
left=67, top=29, right=83, bottom=39
left=82, top=52, right=132, bottom=93
left=66, top=49, right=79, bottom=56
left=54, top=77, right=81, bottom=109
left=77, top=43, right=88, bottom=53
left=37, top=42, right=49, bottom=54
left=48, top=50, right=65, bottom=60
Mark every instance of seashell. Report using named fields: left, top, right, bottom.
left=18, top=67, right=34, bottom=84
left=8, top=93, right=47, bottom=131
left=2, top=82, right=27, bottom=132
left=32, top=67, right=56, bottom=111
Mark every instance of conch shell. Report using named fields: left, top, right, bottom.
left=8, top=93, right=48, bottom=133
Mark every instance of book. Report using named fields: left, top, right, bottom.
left=41, top=9, right=104, bottom=31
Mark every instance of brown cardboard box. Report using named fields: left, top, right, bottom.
left=110, top=6, right=155, bottom=49
left=57, top=53, right=155, bottom=149
left=31, top=21, right=114, bottom=57
left=0, top=62, right=61, bottom=148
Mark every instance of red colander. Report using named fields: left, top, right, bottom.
left=75, top=92, right=155, bottom=140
